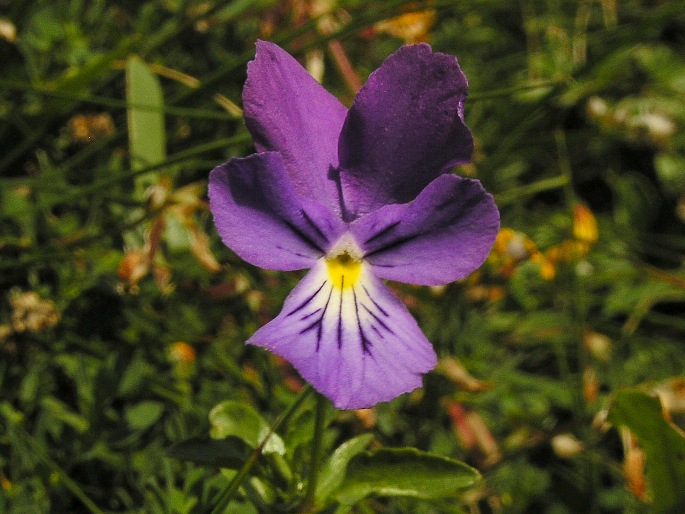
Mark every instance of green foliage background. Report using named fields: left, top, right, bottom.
left=1, top=0, right=685, bottom=512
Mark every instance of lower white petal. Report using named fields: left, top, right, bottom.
left=248, top=259, right=437, bottom=409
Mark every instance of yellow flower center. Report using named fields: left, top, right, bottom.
left=326, top=253, right=362, bottom=290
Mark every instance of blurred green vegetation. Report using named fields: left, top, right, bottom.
left=1, top=0, right=685, bottom=512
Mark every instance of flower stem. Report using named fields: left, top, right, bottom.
left=300, top=392, right=328, bottom=513
left=209, top=384, right=314, bottom=514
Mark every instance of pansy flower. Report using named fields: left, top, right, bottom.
left=209, top=41, right=499, bottom=409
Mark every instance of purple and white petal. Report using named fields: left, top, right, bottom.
left=243, top=40, right=348, bottom=216
left=338, top=43, right=473, bottom=219
left=350, top=174, right=500, bottom=286
left=208, top=152, right=345, bottom=271
left=248, top=260, right=437, bottom=409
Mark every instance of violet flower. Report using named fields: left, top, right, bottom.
left=209, top=41, right=499, bottom=409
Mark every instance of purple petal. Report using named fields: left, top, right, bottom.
left=208, top=152, right=345, bottom=270
left=338, top=43, right=473, bottom=218
left=248, top=260, right=437, bottom=409
left=243, top=41, right=348, bottom=216
left=350, top=174, right=500, bottom=286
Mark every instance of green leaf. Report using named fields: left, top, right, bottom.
left=0, top=402, right=25, bottom=425
left=125, top=55, right=166, bottom=195
left=608, top=389, right=685, bottom=514
left=209, top=400, right=285, bottom=455
left=125, top=400, right=165, bottom=430
left=222, top=502, right=258, bottom=514
left=167, top=435, right=254, bottom=470
left=633, top=45, right=685, bottom=94
left=165, top=215, right=191, bottom=251
left=212, top=0, right=280, bottom=22
left=334, top=448, right=481, bottom=506
left=117, top=352, right=155, bottom=396
left=51, top=36, right=136, bottom=93
left=1, top=186, right=35, bottom=237
left=41, top=396, right=90, bottom=433
left=284, top=404, right=316, bottom=456
left=315, top=433, right=375, bottom=504
left=511, top=310, right=573, bottom=345
left=655, top=152, right=685, bottom=194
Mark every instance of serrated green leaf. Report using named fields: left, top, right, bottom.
left=334, top=448, right=480, bottom=506
left=608, top=389, right=685, bottom=514
left=315, top=433, right=374, bottom=504
left=209, top=400, right=285, bottom=455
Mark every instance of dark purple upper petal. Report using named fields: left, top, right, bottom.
left=208, top=152, right=345, bottom=270
left=350, top=174, right=500, bottom=285
left=338, top=44, right=473, bottom=219
left=243, top=41, right=348, bottom=216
